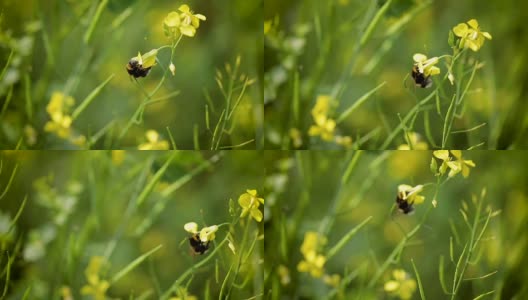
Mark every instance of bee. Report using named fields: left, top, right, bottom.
left=396, top=194, right=415, bottom=214
left=126, top=58, right=151, bottom=78
left=411, top=65, right=432, bottom=88
left=189, top=233, right=210, bottom=255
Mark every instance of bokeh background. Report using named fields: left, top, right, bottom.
left=0, top=150, right=264, bottom=299
left=0, top=0, right=262, bottom=149
left=264, top=150, right=528, bottom=298
left=264, top=0, right=528, bottom=149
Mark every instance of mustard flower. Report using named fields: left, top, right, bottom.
left=308, top=95, right=336, bottom=141
left=298, top=251, right=326, bottom=278
left=297, top=231, right=327, bottom=278
left=452, top=19, right=492, bottom=52
left=80, top=256, right=109, bottom=300
left=138, top=130, right=169, bottom=150
left=278, top=265, right=291, bottom=286
left=397, top=132, right=428, bottom=150
left=44, top=91, right=74, bottom=138
left=433, top=150, right=475, bottom=178
left=451, top=150, right=476, bottom=178
left=178, top=4, right=206, bottom=37
left=412, top=53, right=440, bottom=77
left=335, top=135, right=353, bottom=148
left=323, top=274, right=341, bottom=287
left=184, top=222, right=218, bottom=242
left=238, top=189, right=265, bottom=222
left=384, top=269, right=417, bottom=299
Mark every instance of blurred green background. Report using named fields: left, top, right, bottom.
left=0, top=0, right=262, bottom=149
left=264, top=150, right=528, bottom=298
left=0, top=150, right=264, bottom=299
left=264, top=0, right=528, bottom=149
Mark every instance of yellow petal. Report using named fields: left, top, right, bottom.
left=433, top=150, right=449, bottom=161
left=180, top=25, right=196, bottom=37
left=453, top=23, right=468, bottom=37
left=184, top=222, right=198, bottom=233
left=384, top=280, right=400, bottom=292
left=178, top=4, right=190, bottom=13
left=195, top=14, right=206, bottom=21
left=450, top=150, right=462, bottom=159
left=250, top=208, right=263, bottom=222
left=145, top=130, right=159, bottom=142
left=482, top=31, right=492, bottom=40
left=467, top=19, right=479, bottom=29
left=412, top=53, right=427, bottom=63
left=427, top=66, right=440, bottom=76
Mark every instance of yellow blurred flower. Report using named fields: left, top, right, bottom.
left=80, top=256, right=109, bottom=300
left=289, top=128, right=303, bottom=148
left=44, top=91, right=74, bottom=138
left=308, top=95, right=336, bottom=141
left=297, top=231, right=327, bottom=278
left=238, top=189, right=265, bottom=222
left=278, top=265, right=291, bottom=286
left=384, top=269, right=417, bottom=299
left=335, top=135, right=353, bottom=148
left=452, top=19, right=492, bottom=52
left=397, top=132, right=428, bottom=150
left=111, top=150, right=125, bottom=165
left=323, top=273, right=341, bottom=287
left=169, top=287, right=198, bottom=300
left=138, top=130, right=169, bottom=150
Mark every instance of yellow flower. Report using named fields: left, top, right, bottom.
left=278, top=265, right=291, bottom=286
left=397, top=184, right=425, bottom=205
left=450, top=150, right=476, bottom=178
left=178, top=4, right=206, bottom=37
left=111, top=150, right=125, bottom=165
left=323, top=273, right=341, bottom=287
left=184, top=222, right=218, bottom=242
left=452, top=19, right=492, bottom=52
left=412, top=53, right=440, bottom=77
left=397, top=132, right=428, bottom=150
left=297, top=251, right=326, bottom=278
left=138, top=130, right=169, bottom=150
left=289, top=128, right=303, bottom=148
left=238, top=189, right=264, bottom=222
left=335, top=135, right=353, bottom=148
left=308, top=95, right=336, bottom=141
left=44, top=91, right=74, bottom=138
left=297, top=231, right=327, bottom=278
left=384, top=269, right=417, bottom=300
left=80, top=256, right=109, bottom=300
left=433, top=150, right=475, bottom=178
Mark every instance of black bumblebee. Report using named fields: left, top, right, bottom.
left=396, top=192, right=415, bottom=214
left=126, top=58, right=151, bottom=78
left=189, top=233, right=210, bottom=255
left=411, top=65, right=432, bottom=88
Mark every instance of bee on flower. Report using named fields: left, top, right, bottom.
left=411, top=53, right=440, bottom=88
left=395, top=184, right=425, bottom=214
left=184, top=222, right=218, bottom=255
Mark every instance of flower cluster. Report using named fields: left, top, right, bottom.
left=432, top=150, right=475, bottom=178
left=138, top=130, right=169, bottom=150
left=297, top=231, right=327, bottom=278
left=308, top=95, right=352, bottom=147
left=452, top=19, right=492, bottom=52
left=308, top=95, right=336, bottom=141
left=238, top=189, right=265, bottom=222
left=410, top=18, right=491, bottom=88
left=184, top=222, right=218, bottom=243
left=80, top=256, right=109, bottom=300
left=396, top=184, right=425, bottom=214
left=163, top=5, right=206, bottom=39
left=384, top=269, right=417, bottom=299
left=44, top=91, right=86, bottom=146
